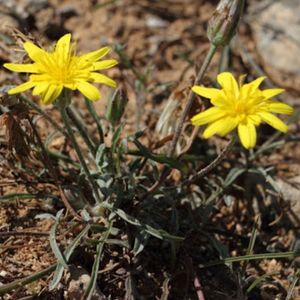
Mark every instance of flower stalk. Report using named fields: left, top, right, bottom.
left=57, top=95, right=102, bottom=203
left=66, top=105, right=97, bottom=155
left=85, top=99, right=105, bottom=144
left=146, top=45, right=218, bottom=195
left=168, top=44, right=218, bottom=158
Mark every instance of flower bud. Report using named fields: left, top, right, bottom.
left=106, top=87, right=128, bottom=126
left=207, top=0, right=245, bottom=46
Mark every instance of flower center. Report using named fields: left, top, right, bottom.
left=38, top=43, right=92, bottom=86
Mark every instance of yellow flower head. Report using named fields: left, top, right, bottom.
left=3, top=33, right=118, bottom=104
left=191, top=72, right=293, bottom=149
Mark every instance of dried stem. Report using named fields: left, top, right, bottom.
left=147, top=44, right=218, bottom=194
left=168, top=44, right=218, bottom=157
left=181, top=136, right=236, bottom=187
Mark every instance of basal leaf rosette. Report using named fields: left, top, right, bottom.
left=191, top=72, right=293, bottom=149
left=4, top=34, right=118, bottom=105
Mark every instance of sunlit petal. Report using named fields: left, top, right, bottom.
left=192, top=86, right=221, bottom=99
left=32, top=82, right=49, bottom=96
left=93, top=59, right=118, bottom=70
left=90, top=73, right=117, bottom=87
left=238, top=121, right=257, bottom=149
left=203, top=118, right=229, bottom=138
left=262, top=88, right=284, bottom=100
left=77, top=81, right=100, bottom=101
left=23, top=42, right=47, bottom=62
left=3, top=63, right=39, bottom=73
left=247, top=114, right=261, bottom=125
left=8, top=81, right=35, bottom=94
left=258, top=112, right=288, bottom=132
left=240, top=76, right=265, bottom=99
left=217, top=72, right=239, bottom=99
left=268, top=101, right=293, bottom=115
left=191, top=107, right=225, bottom=126
left=41, top=85, right=63, bottom=105
left=55, top=34, right=71, bottom=59
left=81, top=47, right=110, bottom=62
left=218, top=117, right=239, bottom=136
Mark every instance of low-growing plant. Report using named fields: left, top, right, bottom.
left=0, top=0, right=299, bottom=299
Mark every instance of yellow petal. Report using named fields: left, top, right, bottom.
left=93, top=59, right=118, bottom=70
left=262, top=88, right=284, bottom=100
left=217, top=72, right=239, bottom=99
left=258, top=112, right=288, bottom=132
left=3, top=63, right=38, bottom=73
left=32, top=82, right=49, bottom=96
left=81, top=47, right=110, bottom=62
left=248, top=76, right=266, bottom=89
left=64, top=83, right=77, bottom=90
left=210, top=90, right=232, bottom=106
left=23, top=42, right=47, bottom=62
left=8, top=81, right=35, bottom=94
left=30, top=74, right=52, bottom=83
left=77, top=82, right=100, bottom=101
left=268, top=101, right=293, bottom=115
left=240, top=76, right=266, bottom=99
left=247, top=114, right=261, bottom=125
left=191, top=107, right=225, bottom=126
left=202, top=117, right=231, bottom=138
left=90, top=73, right=116, bottom=87
left=218, top=117, right=238, bottom=136
left=191, top=86, right=221, bottom=99
left=41, top=85, right=63, bottom=105
left=55, top=34, right=71, bottom=57
left=238, top=121, right=257, bottom=149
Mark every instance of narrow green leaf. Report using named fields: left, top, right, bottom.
left=83, top=224, right=111, bottom=300
left=200, top=251, right=300, bottom=268
left=0, top=264, right=56, bottom=295
left=111, top=123, right=124, bottom=154
left=132, top=138, right=185, bottom=171
left=133, top=230, right=149, bottom=256
left=49, top=210, right=68, bottom=269
left=50, top=224, right=90, bottom=290
left=246, top=274, right=270, bottom=294
left=107, top=206, right=184, bottom=242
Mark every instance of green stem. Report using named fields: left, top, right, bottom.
left=20, top=95, right=66, bottom=136
left=57, top=102, right=102, bottom=203
left=85, top=98, right=105, bottom=144
left=66, top=105, right=97, bottom=155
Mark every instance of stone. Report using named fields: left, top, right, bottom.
left=249, top=0, right=300, bottom=90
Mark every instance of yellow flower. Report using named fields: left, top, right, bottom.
left=3, top=33, right=118, bottom=104
left=191, top=72, right=293, bottom=149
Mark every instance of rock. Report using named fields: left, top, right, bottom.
left=249, top=0, right=300, bottom=90
left=276, top=176, right=300, bottom=220
left=65, top=265, right=106, bottom=300
left=3, top=0, right=48, bottom=18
